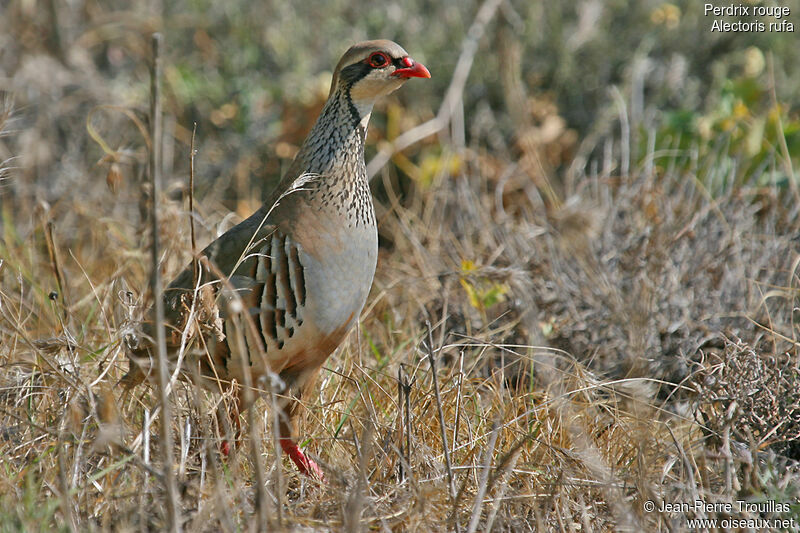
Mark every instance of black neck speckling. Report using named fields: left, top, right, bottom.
left=293, top=87, right=375, bottom=228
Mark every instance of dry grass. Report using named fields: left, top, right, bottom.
left=3, top=124, right=799, bottom=529
left=3, top=1, right=800, bottom=531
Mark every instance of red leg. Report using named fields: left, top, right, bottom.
left=280, top=437, right=325, bottom=481
left=278, top=400, right=325, bottom=481
left=220, top=439, right=232, bottom=457
left=219, top=394, right=243, bottom=457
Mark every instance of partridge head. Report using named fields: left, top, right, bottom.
left=331, top=39, right=430, bottom=101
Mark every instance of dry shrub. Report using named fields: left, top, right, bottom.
left=3, top=1, right=800, bottom=531
left=693, top=337, right=800, bottom=459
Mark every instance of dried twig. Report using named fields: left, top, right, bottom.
left=397, top=366, right=405, bottom=482
left=43, top=219, right=68, bottom=319
left=483, top=442, right=522, bottom=532
left=453, top=351, right=464, bottom=450
left=57, top=410, right=78, bottom=533
left=148, top=32, right=181, bottom=533
left=466, top=420, right=499, bottom=533
left=345, top=421, right=374, bottom=533
left=397, top=365, right=414, bottom=482
left=226, top=311, right=269, bottom=531
left=189, top=123, right=199, bottom=284
left=425, top=320, right=460, bottom=533
left=269, top=380, right=284, bottom=525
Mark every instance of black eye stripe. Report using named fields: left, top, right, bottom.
left=340, top=61, right=372, bottom=85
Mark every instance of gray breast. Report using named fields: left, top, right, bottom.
left=299, top=221, right=378, bottom=335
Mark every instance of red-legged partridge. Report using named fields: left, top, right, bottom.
left=123, top=40, right=430, bottom=479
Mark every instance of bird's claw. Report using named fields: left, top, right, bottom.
left=281, top=438, right=326, bottom=482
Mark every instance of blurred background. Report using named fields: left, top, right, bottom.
left=4, top=0, right=799, bottom=208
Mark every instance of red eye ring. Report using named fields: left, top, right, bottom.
left=368, top=52, right=390, bottom=68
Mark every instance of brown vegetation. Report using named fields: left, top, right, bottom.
left=2, top=0, right=800, bottom=531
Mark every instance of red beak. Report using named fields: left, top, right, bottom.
left=392, top=57, right=431, bottom=79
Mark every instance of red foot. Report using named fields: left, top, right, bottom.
left=220, top=439, right=231, bottom=457
left=280, top=438, right=325, bottom=481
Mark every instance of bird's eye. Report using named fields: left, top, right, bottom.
left=368, top=52, right=390, bottom=68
